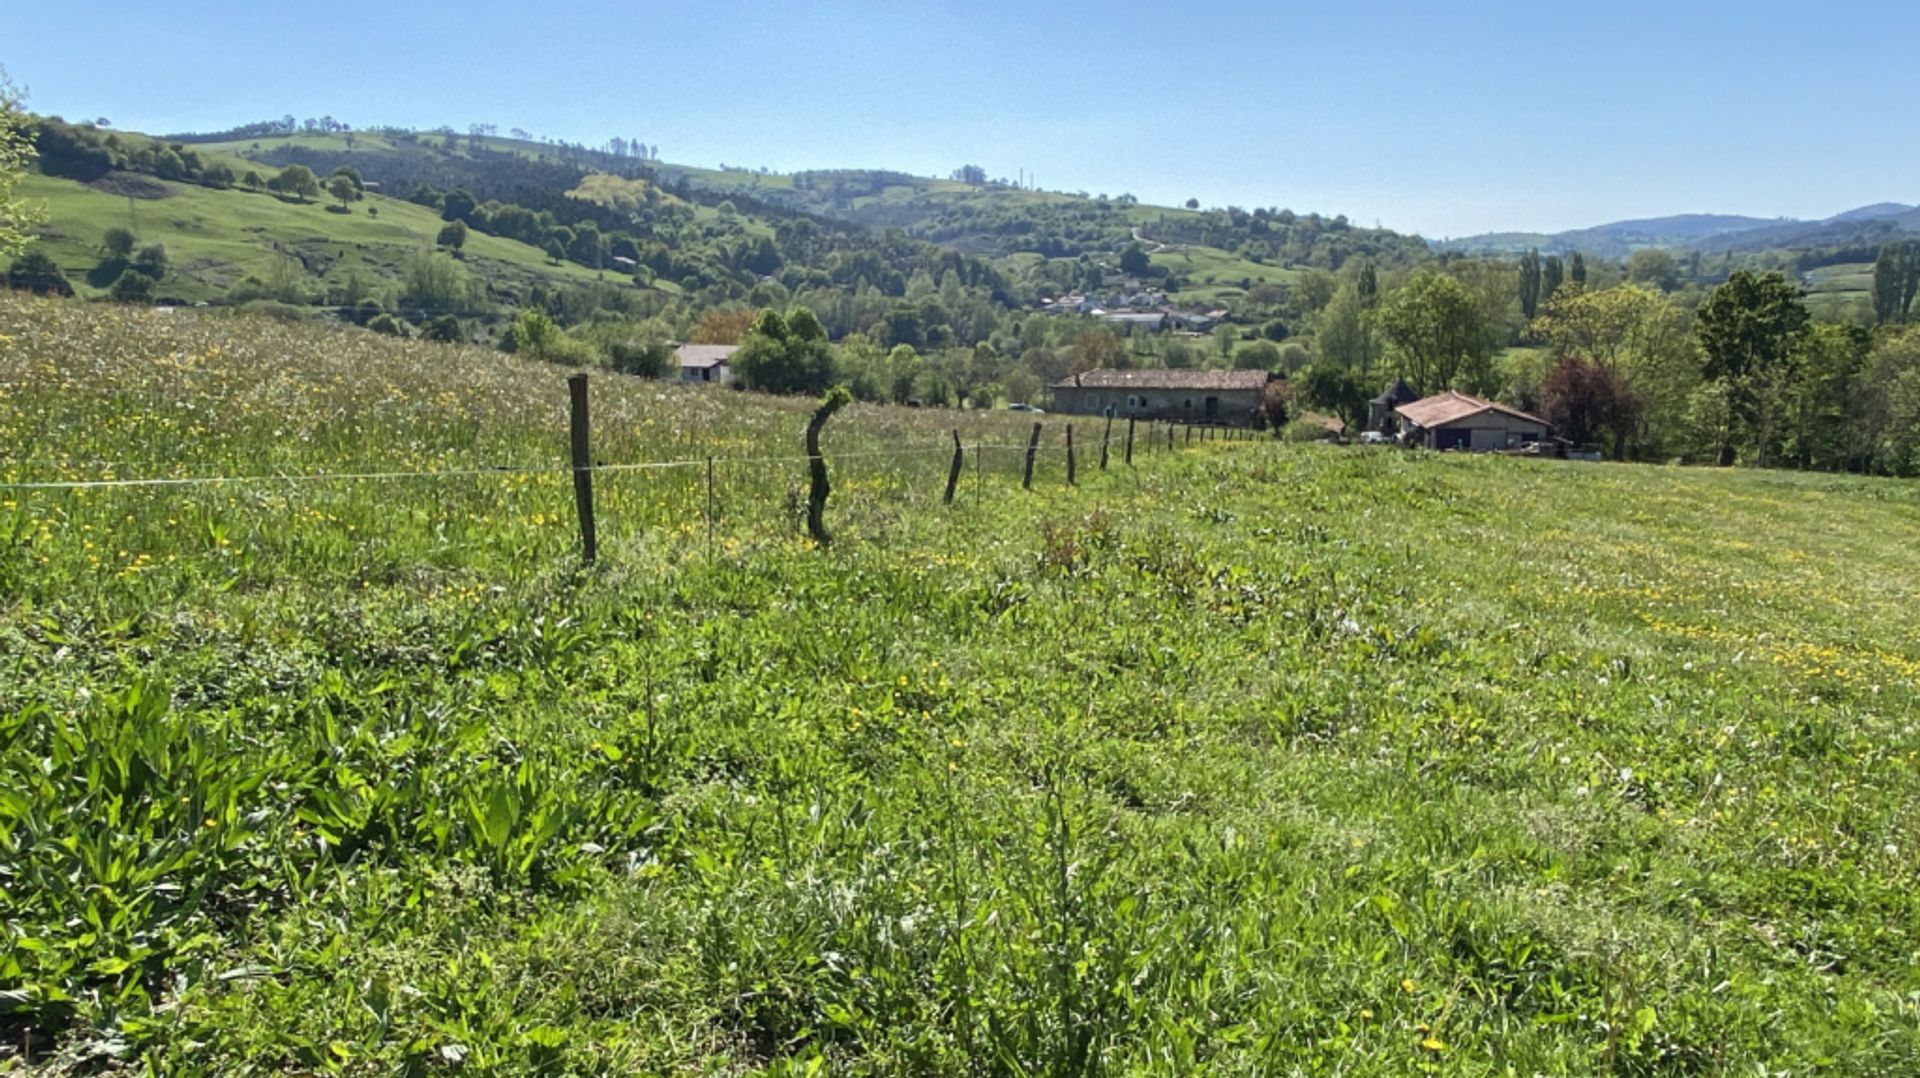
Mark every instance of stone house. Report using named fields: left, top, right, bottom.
left=1049, top=368, right=1272, bottom=426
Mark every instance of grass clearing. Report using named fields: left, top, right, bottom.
left=20, top=170, right=638, bottom=304
left=3, top=293, right=1919, bottom=1072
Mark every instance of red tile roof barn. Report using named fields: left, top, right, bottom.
left=1051, top=369, right=1272, bottom=391
left=1395, top=390, right=1546, bottom=429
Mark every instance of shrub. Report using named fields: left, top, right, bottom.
left=132, top=243, right=169, bottom=279
left=605, top=338, right=671, bottom=377
left=1282, top=416, right=1338, bottom=442
left=107, top=267, right=153, bottom=302
left=421, top=315, right=464, bottom=343
left=367, top=312, right=408, bottom=337
left=6, top=250, right=73, bottom=296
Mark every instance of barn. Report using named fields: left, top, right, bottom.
left=1395, top=390, right=1550, bottom=451
left=1048, top=368, right=1272, bottom=427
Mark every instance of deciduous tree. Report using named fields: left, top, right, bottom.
left=1377, top=269, right=1493, bottom=394
left=1693, top=270, right=1810, bottom=465
left=269, top=165, right=321, bottom=202
left=0, top=66, right=44, bottom=259
left=101, top=227, right=136, bottom=261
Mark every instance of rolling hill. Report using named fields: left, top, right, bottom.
left=17, top=120, right=1432, bottom=325
left=1438, top=202, right=1919, bottom=258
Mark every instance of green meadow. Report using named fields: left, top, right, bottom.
left=2, top=293, right=1919, bottom=1073
left=18, top=170, right=629, bottom=304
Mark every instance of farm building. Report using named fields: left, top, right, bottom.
left=1368, top=377, right=1420, bottom=433
left=675, top=344, right=738, bottom=386
left=1049, top=368, right=1271, bottom=426
left=1095, top=311, right=1171, bottom=333
left=1395, top=390, right=1549, bottom=451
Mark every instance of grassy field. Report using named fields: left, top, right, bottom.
left=3, top=293, right=1920, bottom=1073
left=1801, top=262, right=1877, bottom=322
left=1154, top=244, right=1302, bottom=307
left=19, top=170, right=638, bottom=305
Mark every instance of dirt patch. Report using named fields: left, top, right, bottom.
left=86, top=172, right=175, bottom=200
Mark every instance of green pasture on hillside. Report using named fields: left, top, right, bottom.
left=2, top=293, right=1918, bottom=1073
left=19, top=170, right=633, bottom=304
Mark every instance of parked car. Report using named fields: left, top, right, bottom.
left=1360, top=430, right=1394, bottom=445
left=1007, top=402, right=1045, bottom=414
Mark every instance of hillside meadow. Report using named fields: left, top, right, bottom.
left=18, top=171, right=626, bottom=305
left=2, top=294, right=1919, bottom=1073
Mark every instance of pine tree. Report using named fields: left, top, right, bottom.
left=1543, top=255, right=1565, bottom=302
left=1570, top=252, right=1587, bottom=287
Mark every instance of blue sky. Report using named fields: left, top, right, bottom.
left=7, top=1, right=1917, bottom=237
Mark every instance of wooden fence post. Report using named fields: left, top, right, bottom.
left=1022, top=421, right=1042, bottom=490
left=1185, top=423, right=1192, bottom=446
left=804, top=388, right=850, bottom=546
left=1125, top=416, right=1136, bottom=466
left=1100, top=408, right=1113, bottom=471
left=706, top=455, right=715, bottom=556
left=567, top=372, right=597, bottom=564
left=1066, top=424, right=1077, bottom=486
left=974, top=441, right=982, bottom=506
left=1167, top=422, right=1174, bottom=452
left=944, top=429, right=964, bottom=505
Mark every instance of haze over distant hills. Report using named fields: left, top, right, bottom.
left=1437, top=202, right=1920, bottom=258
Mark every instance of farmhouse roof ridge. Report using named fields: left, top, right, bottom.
left=1394, top=389, right=1546, bottom=429
left=1051, top=368, right=1272, bottom=391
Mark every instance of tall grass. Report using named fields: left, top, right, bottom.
left=2, top=293, right=1919, bottom=1073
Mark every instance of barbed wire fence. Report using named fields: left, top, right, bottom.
left=0, top=372, right=1263, bottom=567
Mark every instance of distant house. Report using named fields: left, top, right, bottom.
left=1096, top=311, right=1170, bottom=333
left=1395, top=390, right=1549, bottom=451
left=675, top=344, right=738, bottom=386
left=1368, top=377, right=1420, bottom=433
left=610, top=255, right=638, bottom=272
left=1167, top=310, right=1218, bottom=333
left=1050, top=368, right=1271, bottom=426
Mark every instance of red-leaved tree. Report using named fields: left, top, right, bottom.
left=1542, top=356, right=1645, bottom=459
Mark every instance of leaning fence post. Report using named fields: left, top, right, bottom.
left=1185, top=423, right=1192, bottom=446
left=944, top=429, right=964, bottom=505
left=1167, top=422, right=1174, bottom=452
left=1022, top=422, right=1042, bottom=490
left=1125, top=416, right=1136, bottom=466
left=1100, top=408, right=1113, bottom=471
left=804, top=386, right=851, bottom=546
left=567, top=372, right=597, bottom=564
left=1066, top=424, right=1077, bottom=487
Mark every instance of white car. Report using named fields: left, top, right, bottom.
left=1360, top=430, right=1394, bottom=445
left=1007, top=403, right=1045, bottom=414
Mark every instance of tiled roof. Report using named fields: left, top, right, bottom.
left=675, top=344, right=739, bottom=369
left=1394, top=390, right=1547, bottom=429
left=1050, top=368, right=1272, bottom=391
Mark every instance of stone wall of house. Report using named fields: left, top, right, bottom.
left=1051, top=386, right=1263, bottom=426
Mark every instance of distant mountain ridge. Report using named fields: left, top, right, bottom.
left=1437, top=202, right=1918, bottom=258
